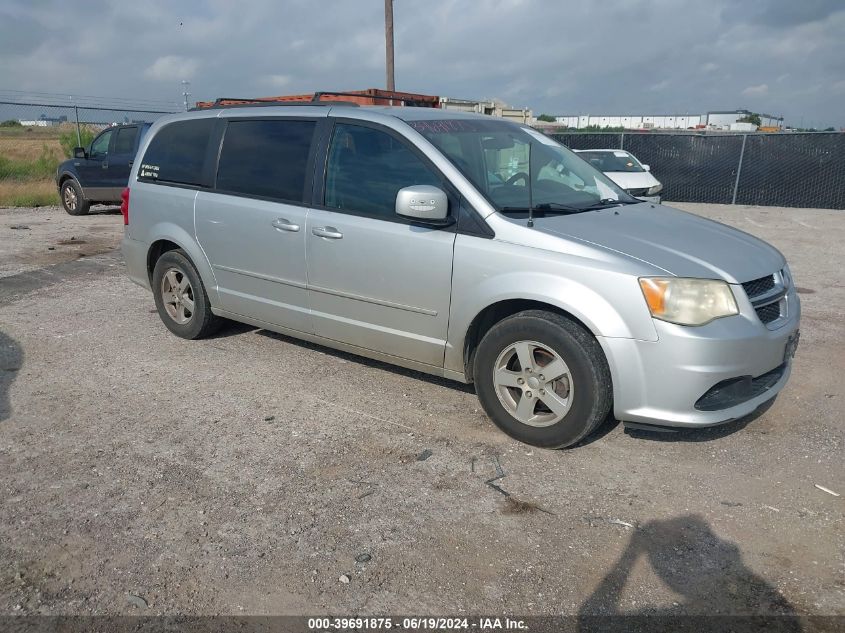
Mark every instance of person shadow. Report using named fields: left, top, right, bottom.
left=0, top=330, right=23, bottom=422
left=578, top=515, right=802, bottom=633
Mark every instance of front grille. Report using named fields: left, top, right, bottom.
left=695, top=363, right=787, bottom=411
left=755, top=302, right=781, bottom=324
left=627, top=187, right=650, bottom=197
left=742, top=275, right=775, bottom=299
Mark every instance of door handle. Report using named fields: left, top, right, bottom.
left=312, top=226, right=343, bottom=239
left=272, top=218, right=300, bottom=232
left=101, top=162, right=109, bottom=169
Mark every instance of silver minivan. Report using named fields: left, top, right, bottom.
left=121, top=104, right=800, bottom=448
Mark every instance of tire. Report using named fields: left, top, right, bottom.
left=60, top=179, right=91, bottom=216
left=474, top=310, right=612, bottom=448
left=151, top=249, right=222, bottom=339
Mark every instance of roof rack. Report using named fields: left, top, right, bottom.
left=191, top=97, right=359, bottom=111
left=310, top=91, right=434, bottom=107
left=193, top=89, right=440, bottom=111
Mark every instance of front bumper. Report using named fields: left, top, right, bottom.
left=599, top=284, right=800, bottom=427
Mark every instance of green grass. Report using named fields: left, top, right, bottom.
left=6, top=190, right=60, bottom=206
left=0, top=180, right=60, bottom=207
left=0, top=127, right=68, bottom=206
left=0, top=145, right=61, bottom=181
left=59, top=127, right=96, bottom=158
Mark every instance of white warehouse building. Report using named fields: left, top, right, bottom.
left=554, top=109, right=783, bottom=130
left=554, top=114, right=702, bottom=129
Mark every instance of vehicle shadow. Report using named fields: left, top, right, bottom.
left=574, top=413, right=623, bottom=447
left=622, top=397, right=777, bottom=443
left=254, top=328, right=476, bottom=393
left=578, top=514, right=802, bottom=632
left=88, top=205, right=122, bottom=215
left=0, top=330, right=23, bottom=422
left=215, top=324, right=637, bottom=440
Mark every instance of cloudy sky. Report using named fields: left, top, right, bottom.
left=1, top=0, right=843, bottom=127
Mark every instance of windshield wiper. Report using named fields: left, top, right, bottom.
left=499, top=202, right=584, bottom=215
left=576, top=198, right=639, bottom=212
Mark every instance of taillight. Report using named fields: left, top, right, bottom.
left=120, top=187, right=130, bottom=225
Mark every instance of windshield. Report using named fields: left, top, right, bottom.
left=577, top=150, right=644, bottom=173
left=408, top=118, right=635, bottom=214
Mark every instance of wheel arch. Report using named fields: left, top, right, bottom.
left=145, top=230, right=220, bottom=306
left=461, top=299, right=597, bottom=383
left=57, top=172, right=76, bottom=186
left=58, top=172, right=87, bottom=198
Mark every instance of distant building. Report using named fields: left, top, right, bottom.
left=553, top=114, right=702, bottom=129
left=705, top=110, right=783, bottom=129
left=18, top=113, right=68, bottom=127
left=439, top=97, right=533, bottom=124
left=550, top=109, right=783, bottom=130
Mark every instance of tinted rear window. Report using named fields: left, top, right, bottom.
left=216, top=119, right=316, bottom=201
left=139, top=119, right=215, bottom=186
left=114, top=127, right=138, bottom=154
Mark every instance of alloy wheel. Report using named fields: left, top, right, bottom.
left=160, top=267, right=195, bottom=325
left=492, top=340, right=574, bottom=427
left=63, top=185, right=77, bottom=211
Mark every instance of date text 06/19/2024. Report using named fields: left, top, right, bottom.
left=307, top=617, right=528, bottom=631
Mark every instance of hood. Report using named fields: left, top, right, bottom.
left=604, top=170, right=660, bottom=191
left=531, top=203, right=785, bottom=283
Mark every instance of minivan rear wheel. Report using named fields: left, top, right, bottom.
left=474, top=310, right=612, bottom=448
left=152, top=250, right=222, bottom=339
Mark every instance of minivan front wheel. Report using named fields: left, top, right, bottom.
left=474, top=310, right=612, bottom=448
left=152, top=250, right=222, bottom=339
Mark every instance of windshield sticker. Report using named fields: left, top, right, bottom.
left=523, top=128, right=560, bottom=147
left=613, top=151, right=629, bottom=157
left=140, top=164, right=159, bottom=179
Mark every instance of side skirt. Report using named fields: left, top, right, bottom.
left=212, top=307, right=470, bottom=384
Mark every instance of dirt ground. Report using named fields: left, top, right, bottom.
left=0, top=202, right=842, bottom=620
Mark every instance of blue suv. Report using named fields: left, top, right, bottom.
left=56, top=123, right=150, bottom=215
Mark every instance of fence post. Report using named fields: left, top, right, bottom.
left=731, top=134, right=747, bottom=205
left=74, top=105, right=81, bottom=147
left=620, top=132, right=624, bottom=149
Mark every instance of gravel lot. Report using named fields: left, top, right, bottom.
left=0, top=202, right=842, bottom=619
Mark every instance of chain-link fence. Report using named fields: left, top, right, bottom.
left=549, top=131, right=845, bottom=210
left=0, top=100, right=178, bottom=206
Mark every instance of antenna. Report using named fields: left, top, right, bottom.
left=181, top=80, right=191, bottom=111
left=527, top=141, right=534, bottom=228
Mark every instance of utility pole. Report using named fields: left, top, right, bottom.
left=69, top=95, right=81, bottom=146
left=181, top=80, right=191, bottom=111
left=384, top=0, right=395, bottom=91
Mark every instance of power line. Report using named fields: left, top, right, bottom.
left=0, top=100, right=177, bottom=114
left=0, top=89, right=179, bottom=109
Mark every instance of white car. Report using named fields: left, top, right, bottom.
left=574, top=149, right=663, bottom=203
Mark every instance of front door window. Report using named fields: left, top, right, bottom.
left=89, top=129, right=113, bottom=159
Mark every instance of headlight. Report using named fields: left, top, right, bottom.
left=647, top=183, right=663, bottom=195
left=781, top=264, right=793, bottom=288
left=639, top=277, right=738, bottom=326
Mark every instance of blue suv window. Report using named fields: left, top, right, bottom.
left=139, top=119, right=214, bottom=186
left=113, top=127, right=138, bottom=155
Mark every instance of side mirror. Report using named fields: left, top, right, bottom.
left=642, top=164, right=651, bottom=171
left=396, top=185, right=448, bottom=223
left=74, top=147, right=87, bottom=159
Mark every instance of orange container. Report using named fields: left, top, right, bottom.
left=195, top=88, right=440, bottom=109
